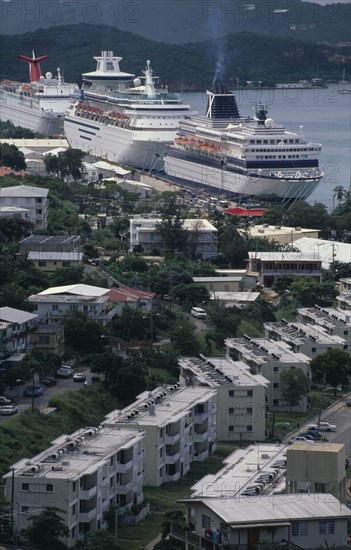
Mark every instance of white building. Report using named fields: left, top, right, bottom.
left=248, top=251, right=322, bottom=287
left=173, top=494, right=350, bottom=549
left=129, top=217, right=218, bottom=259
left=104, top=384, right=217, bottom=487
left=298, top=306, right=351, bottom=350
left=225, top=337, right=311, bottom=411
left=3, top=425, right=145, bottom=548
left=238, top=224, right=319, bottom=245
left=293, top=238, right=351, bottom=269
left=264, top=320, right=348, bottom=358
left=28, top=284, right=118, bottom=326
left=337, top=278, right=351, bottom=310
left=0, top=306, right=38, bottom=362
left=0, top=185, right=49, bottom=230
left=178, top=355, right=269, bottom=442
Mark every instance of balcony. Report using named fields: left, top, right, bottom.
left=165, top=432, right=180, bottom=445
left=79, top=486, right=97, bottom=499
left=117, top=482, right=134, bottom=495
left=164, top=471, right=181, bottom=482
left=193, top=448, right=209, bottom=462
left=116, top=459, right=133, bottom=473
left=165, top=452, right=180, bottom=465
left=78, top=507, right=97, bottom=522
left=194, top=430, right=209, bottom=443
left=194, top=412, right=208, bottom=424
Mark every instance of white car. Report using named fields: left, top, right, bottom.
left=308, top=422, right=337, bottom=432
left=56, top=366, right=74, bottom=378
left=288, top=436, right=316, bottom=445
left=0, top=396, right=11, bottom=405
left=0, top=405, right=18, bottom=416
left=73, top=373, right=86, bottom=383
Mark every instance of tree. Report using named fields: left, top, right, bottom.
left=0, top=143, right=26, bottom=170
left=173, top=283, right=210, bottom=307
left=73, top=529, right=119, bottom=550
left=64, top=312, right=105, bottom=354
left=0, top=217, right=33, bottom=241
left=310, top=349, right=351, bottom=393
left=170, top=318, right=201, bottom=355
left=206, top=300, right=241, bottom=346
left=287, top=202, right=332, bottom=239
left=280, top=368, right=310, bottom=412
left=156, top=194, right=188, bottom=254
left=44, top=149, right=86, bottom=181
left=23, top=507, right=69, bottom=549
left=333, top=185, right=347, bottom=209
left=288, top=277, right=337, bottom=307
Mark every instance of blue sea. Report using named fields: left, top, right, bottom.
left=181, top=87, right=351, bottom=210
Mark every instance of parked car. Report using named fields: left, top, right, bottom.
left=41, top=376, right=58, bottom=387
left=23, top=385, right=45, bottom=397
left=56, top=366, right=74, bottom=378
left=345, top=400, right=351, bottom=407
left=305, top=429, right=321, bottom=439
left=288, top=436, right=315, bottom=445
left=0, top=405, right=18, bottom=416
left=298, top=433, right=315, bottom=441
left=0, top=396, right=11, bottom=405
left=308, top=422, right=337, bottom=432
left=73, top=373, right=86, bottom=383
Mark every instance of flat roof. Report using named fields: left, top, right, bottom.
left=193, top=277, right=242, bottom=283
left=131, top=218, right=217, bottom=232
left=225, top=337, right=310, bottom=364
left=239, top=225, right=318, bottom=238
left=179, top=356, right=270, bottom=388
left=20, top=235, right=80, bottom=246
left=264, top=320, right=346, bottom=345
left=248, top=251, right=321, bottom=262
left=288, top=442, right=345, bottom=453
left=191, top=444, right=287, bottom=498
left=104, top=385, right=216, bottom=428
left=298, top=306, right=351, bottom=329
left=0, top=306, right=38, bottom=324
left=210, top=292, right=260, bottom=303
left=28, top=252, right=83, bottom=261
left=5, top=426, right=144, bottom=480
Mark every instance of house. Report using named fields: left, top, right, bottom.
left=264, top=320, right=348, bottom=358
left=192, top=276, right=243, bottom=293
left=215, top=269, right=259, bottom=288
left=29, top=284, right=118, bottom=326
left=298, top=306, right=351, bottom=350
left=0, top=206, right=33, bottom=225
left=178, top=355, right=269, bottom=442
left=248, top=251, right=322, bottom=287
left=20, top=235, right=81, bottom=254
left=0, top=307, right=38, bottom=362
left=104, top=384, right=217, bottom=486
left=3, top=425, right=145, bottom=548
left=30, top=324, right=65, bottom=356
left=118, top=179, right=157, bottom=199
left=238, top=224, right=319, bottom=245
left=0, top=184, right=49, bottom=230
left=108, top=287, right=155, bottom=314
left=129, top=217, right=218, bottom=260
left=209, top=291, right=260, bottom=307
left=225, top=337, right=311, bottom=411
left=293, top=238, right=351, bottom=269
left=172, top=493, right=350, bottom=550
left=27, top=251, right=83, bottom=273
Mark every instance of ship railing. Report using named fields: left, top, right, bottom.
left=251, top=167, right=322, bottom=179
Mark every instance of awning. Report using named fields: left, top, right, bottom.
left=229, top=522, right=291, bottom=529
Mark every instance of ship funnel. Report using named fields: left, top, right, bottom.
left=18, top=51, right=49, bottom=82
left=206, top=85, right=240, bottom=120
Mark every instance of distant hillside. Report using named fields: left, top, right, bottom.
left=0, top=0, right=350, bottom=45
left=0, top=25, right=350, bottom=90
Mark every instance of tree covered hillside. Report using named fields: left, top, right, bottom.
left=0, top=25, right=350, bottom=90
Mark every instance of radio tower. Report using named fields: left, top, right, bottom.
left=18, top=51, right=49, bottom=82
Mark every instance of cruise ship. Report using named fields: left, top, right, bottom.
left=0, top=52, right=77, bottom=135
left=64, top=51, right=194, bottom=171
left=164, top=83, right=323, bottom=200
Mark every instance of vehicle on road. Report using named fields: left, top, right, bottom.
left=191, top=307, right=207, bottom=319
left=0, top=396, right=11, bottom=405
left=308, top=422, right=337, bottom=432
left=41, top=376, right=58, bottom=387
left=73, top=373, right=86, bottom=383
left=288, top=436, right=316, bottom=445
left=345, top=400, right=351, bottom=407
left=56, top=365, right=74, bottom=378
left=24, top=385, right=45, bottom=397
left=0, top=405, right=18, bottom=415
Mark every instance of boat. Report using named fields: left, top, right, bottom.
left=0, top=52, right=77, bottom=135
left=339, top=88, right=351, bottom=94
left=64, top=51, right=194, bottom=171
left=164, top=82, right=324, bottom=201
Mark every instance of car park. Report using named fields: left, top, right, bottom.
left=0, top=396, right=11, bottom=405
left=0, top=405, right=18, bottom=415
left=41, top=376, right=58, bottom=387
left=56, top=366, right=74, bottom=378
left=23, top=385, right=44, bottom=397
left=73, top=373, right=86, bottom=383
left=308, top=422, right=337, bottom=432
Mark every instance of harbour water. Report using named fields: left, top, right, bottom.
left=181, top=86, right=351, bottom=209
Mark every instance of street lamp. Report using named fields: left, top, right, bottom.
left=317, top=385, right=341, bottom=430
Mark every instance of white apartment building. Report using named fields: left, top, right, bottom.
left=0, top=306, right=39, bottom=362
left=104, top=384, right=217, bottom=487
left=225, top=337, right=311, bottom=411
left=178, top=355, right=269, bottom=442
left=237, top=224, right=319, bottom=245
left=28, top=284, right=118, bottom=326
left=129, top=217, right=218, bottom=259
left=337, top=277, right=351, bottom=310
left=0, top=185, right=49, bottom=230
left=3, top=426, right=145, bottom=548
left=298, top=306, right=351, bottom=350
left=264, top=320, right=348, bottom=358
left=248, top=251, right=322, bottom=287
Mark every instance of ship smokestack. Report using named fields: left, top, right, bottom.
left=18, top=51, right=49, bottom=82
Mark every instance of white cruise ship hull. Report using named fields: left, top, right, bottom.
left=64, top=115, right=175, bottom=170
left=164, top=154, right=321, bottom=200
left=0, top=91, right=66, bottom=135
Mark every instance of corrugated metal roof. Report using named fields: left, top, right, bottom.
left=28, top=252, right=83, bottom=261
left=0, top=185, right=49, bottom=198
left=0, top=306, right=38, bottom=324
left=39, top=284, right=109, bottom=297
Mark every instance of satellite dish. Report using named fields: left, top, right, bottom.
left=265, top=118, right=274, bottom=128
left=133, top=78, right=141, bottom=87
left=45, top=72, right=53, bottom=80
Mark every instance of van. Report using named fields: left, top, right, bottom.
left=191, top=307, right=207, bottom=319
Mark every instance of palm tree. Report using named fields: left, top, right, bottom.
left=332, top=185, right=347, bottom=209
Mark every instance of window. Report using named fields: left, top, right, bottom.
left=247, top=425, right=253, bottom=432
left=110, top=455, right=114, bottom=466
left=202, top=514, right=211, bottom=529
left=46, top=484, right=53, bottom=492
left=273, top=366, right=279, bottom=372
left=39, top=335, right=50, bottom=345
left=246, top=407, right=253, bottom=415
left=344, top=330, right=349, bottom=336
left=319, top=521, right=335, bottom=534
left=247, top=390, right=253, bottom=397
left=229, top=390, right=234, bottom=397
left=22, top=483, right=29, bottom=491
left=52, top=305, right=59, bottom=311
left=292, top=522, right=308, bottom=536
left=229, top=407, right=234, bottom=415
left=228, top=425, right=234, bottom=432
left=273, top=383, right=279, bottom=389
left=72, top=481, right=77, bottom=493
left=71, top=504, right=76, bottom=516
left=311, top=347, right=316, bottom=353
left=38, top=261, right=46, bottom=267
left=71, top=526, right=76, bottom=538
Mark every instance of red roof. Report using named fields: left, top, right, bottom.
left=225, top=207, right=266, bottom=217
left=108, top=287, right=155, bottom=303
left=0, top=167, right=28, bottom=177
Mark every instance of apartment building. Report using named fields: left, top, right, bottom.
left=3, top=426, right=145, bottom=548
left=104, top=384, right=217, bottom=487
left=0, top=306, right=38, bottom=362
left=28, top=284, right=118, bottom=326
left=337, top=278, right=351, bottom=310
left=30, top=324, right=65, bottom=356
left=298, top=306, right=351, bottom=349
left=0, top=184, right=49, bottom=230
left=20, top=235, right=81, bottom=254
left=264, top=320, right=348, bottom=358
left=225, top=337, right=311, bottom=411
left=129, top=217, right=218, bottom=260
left=178, top=355, right=269, bottom=442
left=238, top=224, right=319, bottom=245
left=248, top=251, right=322, bottom=287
